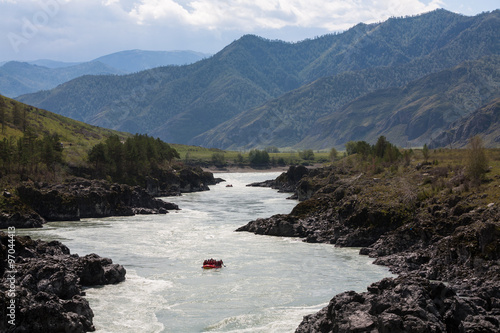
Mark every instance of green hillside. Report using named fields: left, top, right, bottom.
left=0, top=95, right=130, bottom=165
left=18, top=10, right=499, bottom=149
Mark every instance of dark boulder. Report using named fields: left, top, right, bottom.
left=296, top=275, right=500, bottom=333
left=0, top=233, right=126, bottom=333
left=0, top=211, right=45, bottom=229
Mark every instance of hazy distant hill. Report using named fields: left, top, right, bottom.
left=0, top=61, right=123, bottom=98
left=0, top=50, right=209, bottom=98
left=18, top=10, right=500, bottom=148
left=27, top=59, right=82, bottom=68
left=93, top=49, right=210, bottom=73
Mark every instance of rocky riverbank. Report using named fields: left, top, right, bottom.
left=0, top=179, right=178, bottom=229
left=145, top=166, right=222, bottom=196
left=238, top=163, right=500, bottom=332
left=1, top=166, right=222, bottom=229
left=0, top=232, right=126, bottom=332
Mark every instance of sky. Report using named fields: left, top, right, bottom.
left=0, top=0, right=498, bottom=63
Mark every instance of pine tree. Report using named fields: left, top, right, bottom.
left=13, top=103, right=22, bottom=128
left=422, top=144, right=430, bottom=163
left=0, top=97, right=5, bottom=134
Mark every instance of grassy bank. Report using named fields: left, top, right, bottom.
left=171, top=144, right=332, bottom=168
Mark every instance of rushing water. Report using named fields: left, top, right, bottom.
left=20, top=172, right=393, bottom=332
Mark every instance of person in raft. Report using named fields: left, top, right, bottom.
left=203, top=259, right=223, bottom=266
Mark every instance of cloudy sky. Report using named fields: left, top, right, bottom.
left=1, top=0, right=498, bottom=62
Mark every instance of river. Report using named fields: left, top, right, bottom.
left=20, top=172, right=393, bottom=332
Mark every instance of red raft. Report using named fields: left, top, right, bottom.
left=202, top=259, right=224, bottom=269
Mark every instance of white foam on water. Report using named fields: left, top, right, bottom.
left=85, top=270, right=172, bottom=333
left=204, top=304, right=327, bottom=333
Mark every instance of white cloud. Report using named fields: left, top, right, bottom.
left=0, top=0, right=495, bottom=62
left=127, top=0, right=445, bottom=31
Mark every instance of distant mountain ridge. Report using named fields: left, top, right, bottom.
left=0, top=61, right=123, bottom=98
left=17, top=9, right=500, bottom=149
left=26, top=59, right=82, bottom=68
left=0, top=50, right=209, bottom=98
left=93, top=49, right=211, bottom=73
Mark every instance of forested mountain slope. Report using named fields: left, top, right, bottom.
left=194, top=11, right=500, bottom=149
left=301, top=56, right=500, bottom=148
left=193, top=55, right=500, bottom=150
left=18, top=10, right=500, bottom=148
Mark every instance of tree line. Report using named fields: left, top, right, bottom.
left=345, top=136, right=402, bottom=163
left=87, top=134, right=180, bottom=183
left=0, top=131, right=63, bottom=179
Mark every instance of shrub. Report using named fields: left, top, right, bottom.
left=248, top=149, right=270, bottom=166
left=465, top=136, right=488, bottom=185
left=329, top=147, right=338, bottom=162
left=299, top=149, right=315, bottom=161
left=211, top=152, right=226, bottom=167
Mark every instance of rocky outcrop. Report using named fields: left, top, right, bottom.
left=236, top=214, right=310, bottom=238
left=296, top=275, right=500, bottom=333
left=247, top=165, right=310, bottom=199
left=0, top=211, right=45, bottom=229
left=295, top=203, right=500, bottom=332
left=16, top=179, right=179, bottom=223
left=247, top=165, right=341, bottom=201
left=145, top=166, right=222, bottom=196
left=238, top=169, right=405, bottom=246
left=1, top=166, right=222, bottom=228
left=237, top=164, right=500, bottom=332
left=2, top=166, right=224, bottom=229
left=0, top=232, right=126, bottom=332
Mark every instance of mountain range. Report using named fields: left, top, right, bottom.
left=0, top=50, right=209, bottom=98
left=17, top=9, right=500, bottom=149
left=199, top=55, right=500, bottom=149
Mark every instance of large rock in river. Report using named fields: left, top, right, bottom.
left=0, top=232, right=126, bottom=332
